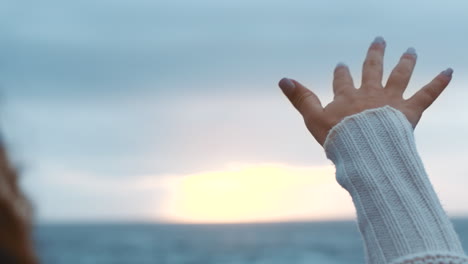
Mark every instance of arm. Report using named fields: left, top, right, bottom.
left=324, top=105, right=466, bottom=264
left=279, top=36, right=467, bottom=263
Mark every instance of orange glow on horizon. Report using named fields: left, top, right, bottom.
left=161, top=164, right=354, bottom=223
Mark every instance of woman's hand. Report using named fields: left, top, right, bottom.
left=279, top=36, right=453, bottom=146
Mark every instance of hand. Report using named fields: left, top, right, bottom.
left=279, top=36, right=453, bottom=146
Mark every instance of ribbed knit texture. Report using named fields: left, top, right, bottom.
left=323, top=105, right=468, bottom=264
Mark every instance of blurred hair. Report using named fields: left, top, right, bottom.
left=0, top=140, right=38, bottom=264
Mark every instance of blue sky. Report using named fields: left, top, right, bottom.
left=3, top=0, right=468, bottom=222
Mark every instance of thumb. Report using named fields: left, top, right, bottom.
left=278, top=78, right=323, bottom=119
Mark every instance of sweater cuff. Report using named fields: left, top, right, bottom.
left=389, top=252, right=468, bottom=264
left=323, top=105, right=466, bottom=264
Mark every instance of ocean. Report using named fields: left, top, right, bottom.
left=34, top=219, right=468, bottom=264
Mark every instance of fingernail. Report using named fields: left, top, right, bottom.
left=372, top=36, right=386, bottom=47
left=279, top=78, right=296, bottom=93
left=336, top=62, right=347, bottom=68
left=405, top=47, right=417, bottom=58
left=442, top=68, right=453, bottom=77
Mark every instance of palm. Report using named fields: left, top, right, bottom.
left=279, top=37, right=452, bottom=146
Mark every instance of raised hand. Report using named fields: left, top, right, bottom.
left=279, top=36, right=453, bottom=146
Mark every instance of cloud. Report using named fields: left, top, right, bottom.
left=3, top=0, right=468, bottom=100
left=160, top=163, right=354, bottom=223
left=3, top=90, right=331, bottom=179
left=22, top=161, right=171, bottom=222
left=3, top=0, right=468, bottom=221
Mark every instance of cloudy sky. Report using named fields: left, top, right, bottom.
left=2, top=0, right=468, bottom=223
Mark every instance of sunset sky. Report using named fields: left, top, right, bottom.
left=3, top=0, right=468, bottom=223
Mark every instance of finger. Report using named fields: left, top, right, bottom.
left=333, top=63, right=355, bottom=97
left=278, top=78, right=323, bottom=119
left=406, top=68, right=453, bottom=111
left=385, top=48, right=417, bottom=96
left=361, top=36, right=386, bottom=89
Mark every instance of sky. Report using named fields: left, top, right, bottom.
left=2, top=0, right=468, bottom=223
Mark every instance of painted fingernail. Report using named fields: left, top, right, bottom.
left=442, top=68, right=453, bottom=77
left=405, top=47, right=417, bottom=58
left=336, top=62, right=347, bottom=68
left=372, top=36, right=386, bottom=46
left=279, top=78, right=296, bottom=93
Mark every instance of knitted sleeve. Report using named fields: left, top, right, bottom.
left=323, top=105, right=468, bottom=264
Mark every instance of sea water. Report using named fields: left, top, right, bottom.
left=34, top=219, right=468, bottom=264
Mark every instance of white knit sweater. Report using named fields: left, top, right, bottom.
left=323, top=105, right=468, bottom=264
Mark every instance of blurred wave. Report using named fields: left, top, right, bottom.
left=35, top=221, right=364, bottom=264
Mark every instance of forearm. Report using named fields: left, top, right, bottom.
left=324, top=105, right=467, bottom=264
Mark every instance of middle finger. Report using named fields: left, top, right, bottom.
left=361, top=36, right=386, bottom=89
